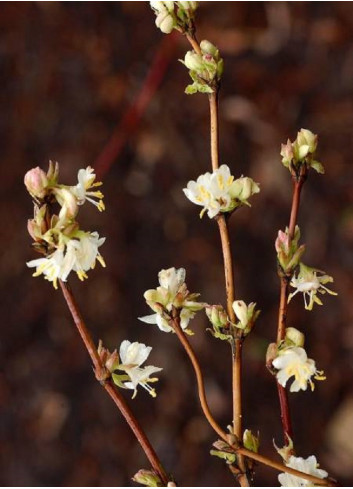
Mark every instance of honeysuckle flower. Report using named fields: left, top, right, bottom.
left=288, top=263, right=337, bottom=311
left=112, top=340, right=162, bottom=398
left=281, top=128, right=324, bottom=175
left=139, top=267, right=204, bottom=334
left=24, top=167, right=49, bottom=199
left=183, top=165, right=260, bottom=218
left=27, top=246, right=69, bottom=289
left=66, top=231, right=106, bottom=280
left=272, top=346, right=325, bottom=392
left=275, top=225, right=305, bottom=274
left=70, top=166, right=105, bottom=212
left=278, top=455, right=328, bottom=487
left=26, top=231, right=106, bottom=288
left=232, top=300, right=260, bottom=334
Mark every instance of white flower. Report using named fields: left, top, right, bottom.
left=139, top=267, right=204, bottom=333
left=183, top=165, right=259, bottom=218
left=71, top=166, right=105, bottom=212
left=27, top=231, right=106, bottom=288
left=69, top=232, right=106, bottom=280
left=27, top=247, right=69, bottom=289
left=278, top=455, right=328, bottom=487
left=272, top=347, right=325, bottom=393
left=117, top=340, right=162, bottom=398
left=288, top=263, right=337, bottom=311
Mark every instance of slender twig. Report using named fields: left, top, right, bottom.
left=209, top=92, right=220, bottom=171
left=275, top=171, right=307, bottom=445
left=59, top=280, right=169, bottom=486
left=185, top=30, right=248, bottom=484
left=216, top=215, right=236, bottom=320
left=185, top=32, right=201, bottom=54
left=170, top=316, right=332, bottom=487
left=208, top=80, right=248, bottom=485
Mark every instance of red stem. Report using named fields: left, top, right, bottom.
left=59, top=280, right=169, bottom=485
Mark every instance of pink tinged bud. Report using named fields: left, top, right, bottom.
left=275, top=230, right=289, bottom=253
left=132, top=469, right=162, bottom=487
left=24, top=167, right=48, bottom=199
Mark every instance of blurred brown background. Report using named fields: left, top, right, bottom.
left=1, top=1, right=353, bottom=486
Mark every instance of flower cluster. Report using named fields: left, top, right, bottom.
left=139, top=267, right=204, bottom=334
left=281, top=128, right=324, bottom=175
left=150, top=1, right=198, bottom=35
left=183, top=164, right=260, bottom=218
left=288, top=262, right=337, bottom=311
left=182, top=40, right=224, bottom=94
left=99, top=340, right=162, bottom=399
left=25, top=162, right=106, bottom=288
left=278, top=455, right=328, bottom=487
left=206, top=300, right=260, bottom=341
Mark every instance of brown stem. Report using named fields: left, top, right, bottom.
left=209, top=91, right=220, bottom=171
left=59, top=280, right=169, bottom=486
left=216, top=215, right=236, bottom=321
left=170, top=316, right=332, bottom=487
left=232, top=339, right=243, bottom=438
left=209, top=84, right=248, bottom=484
left=185, top=32, right=201, bottom=54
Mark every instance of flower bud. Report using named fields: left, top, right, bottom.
left=243, top=429, right=260, bottom=453
left=54, top=188, right=79, bottom=221
left=276, top=226, right=305, bottom=274
left=233, top=300, right=248, bottom=327
left=206, top=304, right=228, bottom=328
left=132, top=469, right=162, bottom=487
left=296, top=128, right=317, bottom=154
left=150, top=0, right=174, bottom=13
left=200, top=39, right=219, bottom=58
left=280, top=140, right=294, bottom=169
left=230, top=177, right=260, bottom=203
left=232, top=300, right=260, bottom=334
left=24, top=167, right=48, bottom=199
left=155, top=10, right=175, bottom=33
left=285, top=327, right=305, bottom=348
left=184, top=50, right=204, bottom=71
left=178, top=1, right=198, bottom=11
